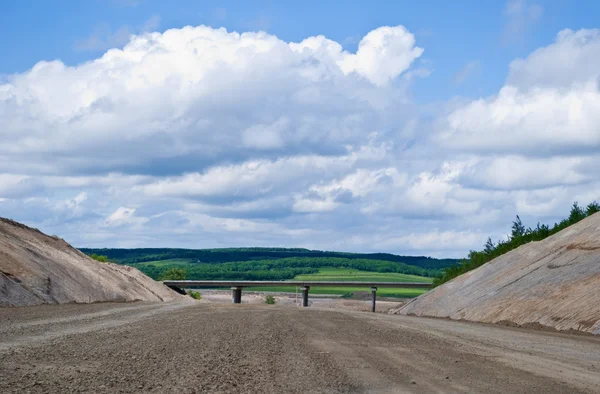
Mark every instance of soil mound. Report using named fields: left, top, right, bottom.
left=391, top=213, right=600, bottom=335
left=0, top=218, right=181, bottom=307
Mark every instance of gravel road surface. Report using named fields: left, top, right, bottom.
left=1, top=301, right=599, bottom=393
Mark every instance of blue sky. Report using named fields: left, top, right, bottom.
left=1, top=0, right=599, bottom=257
left=3, top=0, right=596, bottom=99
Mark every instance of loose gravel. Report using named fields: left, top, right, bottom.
left=1, top=301, right=599, bottom=393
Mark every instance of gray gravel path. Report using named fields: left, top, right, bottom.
left=1, top=302, right=599, bottom=393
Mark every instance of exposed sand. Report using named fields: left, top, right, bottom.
left=0, top=218, right=181, bottom=307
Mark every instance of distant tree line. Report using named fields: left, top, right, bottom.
left=134, top=256, right=441, bottom=282
left=79, top=247, right=460, bottom=270
left=433, top=201, right=600, bottom=287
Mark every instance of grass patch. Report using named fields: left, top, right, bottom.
left=246, top=267, right=431, bottom=298
left=295, top=267, right=431, bottom=283
left=133, top=258, right=194, bottom=267
left=245, top=286, right=427, bottom=298
left=245, top=286, right=426, bottom=298
left=187, top=290, right=201, bottom=300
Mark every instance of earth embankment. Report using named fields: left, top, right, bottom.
left=0, top=218, right=180, bottom=307
left=392, top=213, right=600, bottom=335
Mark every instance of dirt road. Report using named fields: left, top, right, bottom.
left=1, top=301, right=599, bottom=393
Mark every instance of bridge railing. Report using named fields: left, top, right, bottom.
left=162, top=280, right=431, bottom=312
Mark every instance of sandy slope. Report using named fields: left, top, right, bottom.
left=392, top=212, right=600, bottom=335
left=1, top=302, right=599, bottom=393
left=0, top=218, right=181, bottom=307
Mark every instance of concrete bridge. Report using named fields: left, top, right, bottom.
left=162, top=280, right=432, bottom=312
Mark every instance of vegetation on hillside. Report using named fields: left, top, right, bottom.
left=433, top=201, right=600, bottom=287
left=295, top=267, right=430, bottom=283
left=131, top=256, right=441, bottom=282
left=80, top=239, right=458, bottom=299
left=79, top=247, right=459, bottom=270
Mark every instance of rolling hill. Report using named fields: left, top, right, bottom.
left=79, top=247, right=459, bottom=285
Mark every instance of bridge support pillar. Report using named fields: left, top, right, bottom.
left=371, top=287, right=377, bottom=313
left=232, top=287, right=242, bottom=304
left=301, top=286, right=310, bottom=307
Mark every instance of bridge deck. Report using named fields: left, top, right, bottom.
left=162, top=280, right=432, bottom=288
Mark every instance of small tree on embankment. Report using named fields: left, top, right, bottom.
left=89, top=254, right=109, bottom=263
left=158, top=267, right=188, bottom=281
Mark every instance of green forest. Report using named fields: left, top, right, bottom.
left=79, top=247, right=459, bottom=269
left=80, top=247, right=460, bottom=283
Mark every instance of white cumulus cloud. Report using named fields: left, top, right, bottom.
left=1, top=24, right=599, bottom=258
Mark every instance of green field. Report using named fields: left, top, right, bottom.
left=245, top=286, right=427, bottom=298
left=295, top=267, right=430, bottom=283
left=134, top=258, right=193, bottom=267
left=229, top=268, right=430, bottom=298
